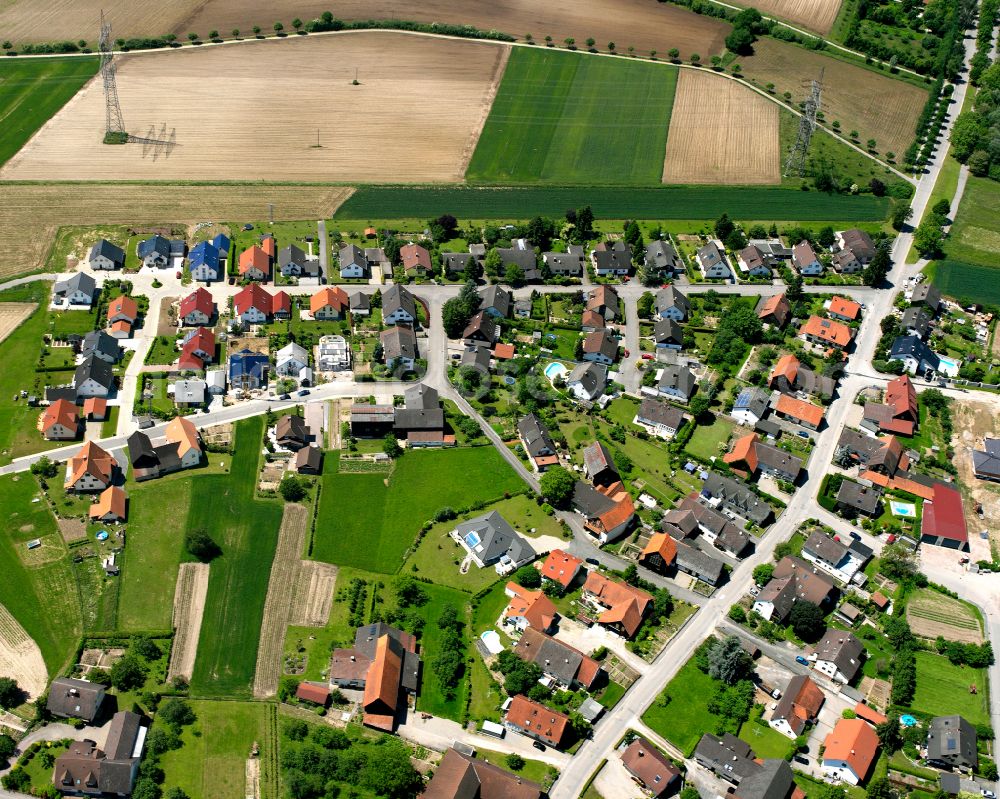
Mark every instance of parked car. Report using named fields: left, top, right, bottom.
left=532, top=741, right=546, bottom=751
left=585, top=557, right=600, bottom=566
left=795, top=655, right=809, bottom=666
left=641, top=353, right=654, bottom=360
left=981, top=790, right=996, bottom=799
left=793, top=755, right=809, bottom=765
left=279, top=393, right=291, bottom=400
left=297, top=389, right=310, bottom=397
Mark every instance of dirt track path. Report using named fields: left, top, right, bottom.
left=167, top=562, right=209, bottom=683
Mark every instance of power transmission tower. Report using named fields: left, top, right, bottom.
left=783, top=70, right=823, bottom=178
left=100, top=10, right=127, bottom=141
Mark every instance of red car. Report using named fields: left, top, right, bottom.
left=641, top=353, right=654, bottom=360
left=175, top=271, right=182, bottom=279
left=623, top=349, right=630, bottom=357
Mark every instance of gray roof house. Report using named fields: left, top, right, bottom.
left=674, top=542, right=725, bottom=585
left=655, top=286, right=690, bottom=321
left=583, top=440, right=620, bottom=487
left=656, top=363, right=696, bottom=403
left=731, top=386, right=772, bottom=427
left=172, top=379, right=206, bottom=407
left=82, top=330, right=122, bottom=364
left=338, top=244, right=368, bottom=279
left=702, top=472, right=773, bottom=525
left=901, top=306, right=932, bottom=339
left=454, top=511, right=536, bottom=573
left=836, top=479, right=883, bottom=516
left=478, top=285, right=512, bottom=318
left=47, top=678, right=106, bottom=722
left=137, top=234, right=171, bottom=266
left=635, top=397, right=686, bottom=439
left=566, top=361, right=607, bottom=402
left=441, top=252, right=474, bottom=276
left=404, top=383, right=439, bottom=409
left=498, top=242, right=540, bottom=280
left=543, top=250, right=584, bottom=276
left=518, top=413, right=556, bottom=469
left=926, top=715, right=978, bottom=772
left=972, top=439, right=1000, bottom=483
left=645, top=239, right=682, bottom=275
left=890, top=335, right=940, bottom=375
left=696, top=242, right=732, bottom=280
left=74, top=356, right=115, bottom=398
left=653, top=318, right=684, bottom=349
left=53, top=710, right=145, bottom=796
left=694, top=734, right=756, bottom=783
left=812, top=629, right=864, bottom=683
left=54, top=272, right=97, bottom=305
left=383, top=285, right=417, bottom=325
left=380, top=324, right=418, bottom=367
left=89, top=239, right=125, bottom=270
left=910, top=281, right=941, bottom=313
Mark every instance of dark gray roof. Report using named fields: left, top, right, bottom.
left=901, top=306, right=931, bottom=336
left=795, top=367, right=836, bottom=399
left=702, top=472, right=773, bottom=524
left=754, top=442, right=802, bottom=480
left=90, top=239, right=125, bottom=264
left=74, top=355, right=114, bottom=389
left=637, top=397, right=686, bottom=431
left=927, top=715, right=978, bottom=768
left=890, top=335, right=939, bottom=371
left=657, top=363, right=695, bottom=396
left=338, top=244, right=366, bottom=270
left=653, top=318, right=684, bottom=346
left=645, top=239, right=681, bottom=271
left=675, top=542, right=725, bottom=583
left=153, top=441, right=182, bottom=472
left=462, top=345, right=492, bottom=373
left=544, top=252, right=583, bottom=274
left=567, top=361, right=607, bottom=398
left=82, top=330, right=121, bottom=360
left=46, top=678, right=105, bottom=721
left=455, top=511, right=535, bottom=566
left=735, top=759, right=795, bottom=799
left=54, top=272, right=97, bottom=297
left=404, top=383, right=439, bottom=410
left=572, top=481, right=618, bottom=518
left=381, top=324, right=417, bottom=361
left=734, top=387, right=771, bottom=420
left=498, top=247, right=538, bottom=272
left=593, top=248, right=631, bottom=272
left=697, top=242, right=725, bottom=268
left=393, top=408, right=445, bottom=432
left=517, top=413, right=555, bottom=459
left=442, top=252, right=473, bottom=273
left=803, top=530, right=848, bottom=565
left=127, top=431, right=157, bottom=467
left=514, top=629, right=585, bottom=686
left=973, top=439, right=1000, bottom=479
left=350, top=291, right=370, bottom=311
left=383, top=285, right=416, bottom=320
left=813, top=629, right=864, bottom=680
left=911, top=281, right=941, bottom=310
left=138, top=234, right=170, bottom=258
left=478, top=285, right=512, bottom=318
left=836, top=480, right=882, bottom=514
left=694, top=733, right=756, bottom=780
left=279, top=244, right=307, bottom=269
left=655, top=286, right=690, bottom=315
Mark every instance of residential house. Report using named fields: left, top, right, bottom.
left=309, top=286, right=348, bottom=321
left=587, top=286, right=620, bottom=321
left=543, top=250, right=583, bottom=277
left=732, top=387, right=772, bottom=427
left=318, top=335, right=351, bottom=371
left=583, top=441, right=620, bottom=487
left=380, top=324, right=418, bottom=371
left=573, top=480, right=636, bottom=544
left=812, top=630, right=864, bottom=683
left=768, top=354, right=835, bottom=400
left=655, top=286, right=690, bottom=321
left=737, top=244, right=775, bottom=278
left=696, top=241, right=733, bottom=281
left=179, top=287, right=215, bottom=326
left=294, top=446, right=323, bottom=475
left=179, top=328, right=215, bottom=370
left=921, top=483, right=969, bottom=550
left=836, top=480, right=883, bottom=517
left=499, top=241, right=540, bottom=282
left=461, top=345, right=492, bottom=378
left=205, top=369, right=226, bottom=395
left=172, top=379, right=206, bottom=408
left=278, top=244, right=309, bottom=277
left=639, top=533, right=678, bottom=574
left=566, top=361, right=608, bottom=402
left=861, top=374, right=918, bottom=436
left=47, top=678, right=106, bottom=722
left=890, top=335, right=940, bottom=375
left=212, top=233, right=231, bottom=260
left=674, top=541, right=725, bottom=585
left=676, top=494, right=750, bottom=558
left=275, top=414, right=309, bottom=451
left=832, top=248, right=863, bottom=274
left=53, top=710, right=146, bottom=797
left=41, top=399, right=79, bottom=440
left=441, top=252, right=474, bottom=278
left=65, top=441, right=115, bottom=493
left=82, top=331, right=121, bottom=364
left=756, top=294, right=790, bottom=328
left=383, top=285, right=417, bottom=325
left=82, top=397, right=108, bottom=422
left=749, top=238, right=792, bottom=261
left=462, top=311, right=497, bottom=348
left=645, top=239, right=683, bottom=278
left=138, top=234, right=170, bottom=268
left=582, top=329, right=619, bottom=365
left=228, top=348, right=270, bottom=390
left=539, top=549, right=583, bottom=591
left=238, top=245, right=270, bottom=281
left=702, top=472, right=773, bottom=525
left=693, top=734, right=756, bottom=784
left=769, top=674, right=825, bottom=739
left=89, top=486, right=127, bottom=522
left=188, top=240, right=221, bottom=282
left=581, top=309, right=605, bottom=332
left=972, top=438, right=1000, bottom=483
left=835, top=229, right=876, bottom=264
left=827, top=296, right=861, bottom=322
left=656, top=363, right=695, bottom=403
left=752, top=556, right=836, bottom=623
left=53, top=273, right=97, bottom=307
left=801, top=530, right=870, bottom=583
left=910, top=281, right=941, bottom=313
left=621, top=737, right=682, bottom=797
left=74, top=357, right=114, bottom=398
left=504, top=695, right=569, bottom=748
left=338, top=244, right=368, bottom=279
left=926, top=716, right=978, bottom=772
left=233, top=284, right=288, bottom=324
left=581, top=571, right=652, bottom=638
left=275, top=342, right=309, bottom=376
left=591, top=240, right=632, bottom=276
left=822, top=719, right=879, bottom=785
left=836, top=430, right=905, bottom=476
left=88, top=239, right=125, bottom=270
left=634, top=397, right=686, bottom=439
left=401, top=243, right=432, bottom=278
left=454, top=511, right=535, bottom=574
left=773, top=394, right=824, bottom=430
left=423, top=748, right=544, bottom=799
left=501, top=583, right=558, bottom=634
left=792, top=241, right=823, bottom=276
left=723, top=433, right=802, bottom=483
left=349, top=291, right=370, bottom=317
left=653, top=319, right=684, bottom=350
left=350, top=405, right=396, bottom=439
left=901, top=306, right=932, bottom=339
left=479, top=285, right=512, bottom=319
left=518, top=413, right=558, bottom=472
left=799, top=316, right=852, bottom=351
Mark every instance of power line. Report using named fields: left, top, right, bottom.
left=783, top=69, right=823, bottom=178
left=100, top=10, right=127, bottom=141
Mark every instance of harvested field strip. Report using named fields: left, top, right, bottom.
left=905, top=590, right=983, bottom=644
left=726, top=0, right=842, bottom=34
left=168, top=563, right=210, bottom=683
left=334, top=185, right=889, bottom=221
left=0, top=32, right=510, bottom=183
left=468, top=47, right=678, bottom=184
left=662, top=70, right=779, bottom=185
left=0, top=303, right=36, bottom=344
left=0, top=603, right=47, bottom=699
left=0, top=183, right=352, bottom=281
left=253, top=503, right=310, bottom=699
left=289, top=561, right=337, bottom=628
left=0, top=57, right=99, bottom=167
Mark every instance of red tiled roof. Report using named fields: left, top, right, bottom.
left=757, top=293, right=789, bottom=323
left=885, top=374, right=918, bottom=420
left=504, top=583, right=558, bottom=632
left=922, top=483, right=968, bottom=544
left=107, top=294, right=138, bottom=322
left=362, top=635, right=402, bottom=724
left=65, top=441, right=114, bottom=489
left=234, top=283, right=271, bottom=316
left=311, top=287, right=349, bottom=315
left=89, top=486, right=126, bottom=520
left=260, top=235, right=276, bottom=258
left=724, top=432, right=759, bottom=473
left=401, top=243, right=432, bottom=272
left=272, top=291, right=291, bottom=316
left=823, top=718, right=879, bottom=781
left=582, top=571, right=652, bottom=637
left=581, top=310, right=605, bottom=329
left=640, top=533, right=677, bottom=566
left=296, top=682, right=330, bottom=705
left=774, top=394, right=824, bottom=427
left=83, top=397, right=107, bottom=419
left=41, top=399, right=78, bottom=434
left=109, top=319, right=132, bottom=336
left=493, top=343, right=515, bottom=360
left=770, top=354, right=799, bottom=385
left=505, top=695, right=568, bottom=747
left=239, top=245, right=270, bottom=275
left=829, top=296, right=861, bottom=320
left=854, top=702, right=888, bottom=726
left=180, top=287, right=214, bottom=320
left=539, top=550, right=582, bottom=589
left=799, top=315, right=852, bottom=348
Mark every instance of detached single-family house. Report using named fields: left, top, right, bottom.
left=752, top=556, right=836, bottom=623
left=53, top=273, right=97, bottom=307
left=832, top=248, right=863, bottom=274
left=180, top=327, right=216, bottom=369
left=723, top=432, right=802, bottom=483
left=107, top=295, right=138, bottom=328
left=518, top=413, right=558, bottom=472
left=645, top=239, right=683, bottom=277
left=275, top=342, right=309, bottom=376
left=228, top=349, right=270, bottom=390
left=799, top=315, right=852, bottom=351
left=972, top=438, right=1000, bottom=483
left=338, top=244, right=368, bottom=279
left=621, top=737, right=682, bottom=797
left=400, top=243, right=432, bottom=278
left=655, top=286, right=690, bottom=321
left=138, top=234, right=170, bottom=268
left=462, top=311, right=497, bottom=348
left=591, top=240, right=631, bottom=276
left=238, top=245, right=270, bottom=281
left=890, top=335, right=941, bottom=375
left=501, top=583, right=558, bottom=634
left=910, top=281, right=941, bottom=314
left=634, top=397, right=686, bottom=439
left=543, top=250, right=583, bottom=277
left=792, top=241, right=823, bottom=276
left=769, top=674, right=825, bottom=739
left=310, top=286, right=349, bottom=320
left=813, top=629, right=865, bottom=683
left=275, top=414, right=309, bottom=451
left=189, top=240, right=221, bottom=282
left=587, top=286, right=620, bottom=321
left=822, top=719, right=879, bottom=785
left=566, top=361, right=607, bottom=402
left=926, top=716, right=978, bottom=772
left=499, top=241, right=541, bottom=282
left=900, top=306, right=932, bottom=339
left=731, top=386, right=771, bottom=427
left=835, top=229, right=876, bottom=264
left=350, top=291, right=370, bottom=318
left=233, top=284, right=289, bottom=324
left=380, top=324, right=418, bottom=371
left=827, top=296, right=862, bottom=322
left=656, top=363, right=695, bottom=403
left=582, top=329, right=619, bottom=365
left=514, top=628, right=601, bottom=690
left=172, top=379, right=206, bottom=408
left=441, top=251, right=474, bottom=278
left=539, top=550, right=584, bottom=591
left=89, top=485, right=127, bottom=522
left=573, top=481, right=636, bottom=544
left=696, top=241, right=733, bottom=280
left=383, top=285, right=417, bottom=326
left=801, top=530, right=870, bottom=583
left=504, top=695, right=569, bottom=749
left=478, top=285, right=512, bottom=318
left=74, top=356, right=114, bottom=398
left=82, top=331, right=122, bottom=364
left=40, top=399, right=79, bottom=440
left=65, top=441, right=115, bottom=493
left=653, top=318, right=684, bottom=350
left=581, top=571, right=652, bottom=639
left=836, top=480, right=883, bottom=517
left=46, top=677, right=106, bottom=723
left=278, top=244, right=315, bottom=278
left=89, top=239, right=125, bottom=270
left=737, top=244, right=775, bottom=278
left=180, top=287, right=215, bottom=326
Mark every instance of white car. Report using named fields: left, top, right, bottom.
left=981, top=790, right=996, bottom=798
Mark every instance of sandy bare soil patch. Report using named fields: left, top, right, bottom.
left=290, top=561, right=337, bottom=628
left=2, top=32, right=508, bottom=183
left=953, top=400, right=1000, bottom=558
left=0, top=304, right=36, bottom=344
left=727, top=0, right=841, bottom=34
left=906, top=591, right=984, bottom=644
left=740, top=38, right=926, bottom=160
left=0, top=604, right=47, bottom=700
left=168, top=562, right=210, bottom=683
left=663, top=71, right=780, bottom=185
left=0, top=183, right=351, bottom=281
left=253, top=503, right=310, bottom=698
left=57, top=517, right=88, bottom=544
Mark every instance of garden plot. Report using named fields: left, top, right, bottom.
left=906, top=589, right=983, bottom=644
left=0, top=604, right=47, bottom=700
left=167, top=563, right=210, bottom=683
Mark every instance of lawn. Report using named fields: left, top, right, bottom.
left=159, top=700, right=276, bottom=799
left=685, top=415, right=736, bottom=461
left=910, top=651, right=990, bottom=725
left=942, top=176, right=1000, bottom=269
left=189, top=417, right=283, bottom=697
left=467, top=48, right=677, bottom=184
left=739, top=718, right=793, bottom=759
left=475, top=749, right=554, bottom=787
left=0, top=473, right=82, bottom=674
left=333, top=186, right=889, bottom=222
left=0, top=57, right=99, bottom=167
left=312, top=447, right=526, bottom=573
left=468, top=581, right=516, bottom=723
left=642, top=654, right=720, bottom=756
left=412, top=582, right=474, bottom=720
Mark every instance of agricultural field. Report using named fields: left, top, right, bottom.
left=467, top=47, right=677, bottom=184
left=0, top=57, right=99, bottom=167
left=0, top=183, right=351, bottom=280
left=911, top=651, right=990, bottom=725
left=727, top=0, right=843, bottom=34
left=189, top=417, right=283, bottom=697
left=333, top=185, right=890, bottom=222
left=1, top=32, right=509, bottom=182
left=311, top=447, right=525, bottom=572
left=0, top=303, right=36, bottom=344
left=738, top=38, right=927, bottom=160
left=0, top=1, right=200, bottom=45
left=662, top=70, right=780, bottom=185
left=933, top=261, right=1000, bottom=306
left=905, top=589, right=984, bottom=644
left=931, top=177, right=1000, bottom=303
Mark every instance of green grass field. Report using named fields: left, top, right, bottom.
left=933, top=176, right=1000, bottom=304
left=911, top=651, right=990, bottom=725
left=334, top=186, right=890, bottom=222
left=312, top=447, right=525, bottom=573
left=933, top=260, right=1000, bottom=306
left=412, top=582, right=473, bottom=719
left=739, top=719, right=793, bottom=759
left=0, top=474, right=82, bottom=674
left=685, top=415, right=736, bottom=461
left=0, top=57, right=99, bottom=166
left=642, top=654, right=720, bottom=756
left=467, top=48, right=677, bottom=184
left=189, top=417, right=283, bottom=697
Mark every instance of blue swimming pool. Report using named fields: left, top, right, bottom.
left=544, top=362, right=568, bottom=381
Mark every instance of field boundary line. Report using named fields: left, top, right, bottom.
left=458, top=43, right=511, bottom=178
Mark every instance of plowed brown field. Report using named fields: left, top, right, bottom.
left=727, top=0, right=842, bottom=34
left=663, top=71, right=780, bottom=185
left=1, top=32, right=507, bottom=183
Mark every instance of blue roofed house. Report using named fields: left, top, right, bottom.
left=138, top=235, right=171, bottom=268
left=212, top=233, right=231, bottom=261
left=890, top=335, right=941, bottom=376
left=228, top=349, right=270, bottom=390
left=188, top=241, right=221, bottom=282
left=88, top=239, right=125, bottom=270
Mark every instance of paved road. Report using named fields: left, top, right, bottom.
left=317, top=220, right=329, bottom=273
